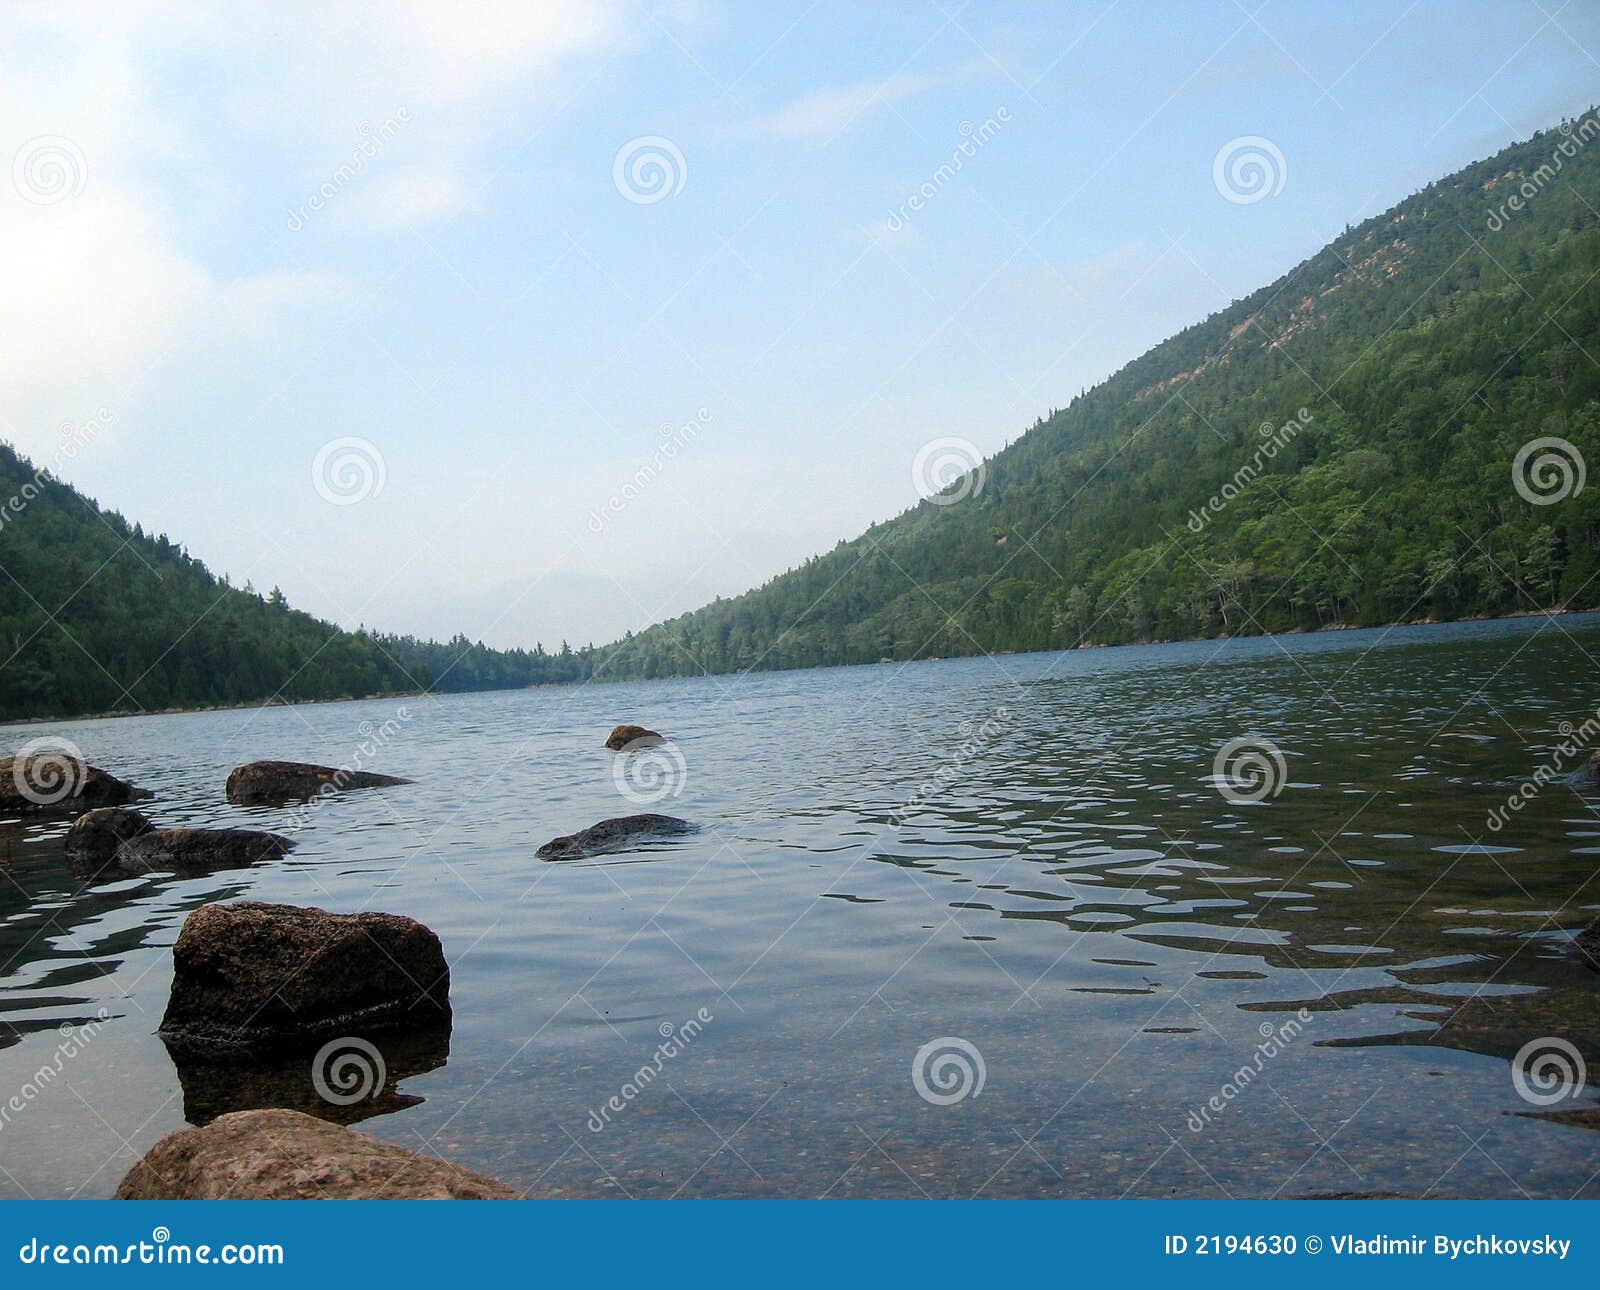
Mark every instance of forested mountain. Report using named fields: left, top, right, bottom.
left=4, top=110, right=1599, bottom=720
left=592, top=110, right=1600, bottom=679
left=0, top=447, right=587, bottom=719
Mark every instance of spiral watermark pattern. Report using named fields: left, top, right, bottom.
left=1212, top=736, right=1287, bottom=804
left=1512, top=436, right=1585, bottom=506
left=1212, top=136, right=1286, bottom=205
left=10, top=736, right=87, bottom=807
left=151, top=1227, right=171, bottom=1245
left=310, top=1036, right=386, bottom=1106
left=12, top=136, right=87, bottom=205
left=1511, top=1036, right=1587, bottom=1107
left=312, top=437, right=387, bottom=506
left=613, top=136, right=686, bottom=205
left=912, top=1036, right=986, bottom=1106
left=611, top=736, right=688, bottom=805
left=912, top=437, right=986, bottom=506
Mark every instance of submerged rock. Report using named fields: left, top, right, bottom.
left=537, top=813, right=693, bottom=860
left=0, top=754, right=149, bottom=815
left=65, top=806, right=154, bottom=865
left=225, top=760, right=411, bottom=806
left=158, top=901, right=451, bottom=1060
left=604, top=724, right=662, bottom=750
left=116, top=827, right=293, bottom=875
left=114, top=1108, right=517, bottom=1200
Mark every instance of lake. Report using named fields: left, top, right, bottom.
left=2, top=613, right=1599, bottom=1199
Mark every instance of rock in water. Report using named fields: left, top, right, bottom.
left=605, top=724, right=663, bottom=750
left=1569, top=751, right=1600, bottom=790
left=114, top=1109, right=518, bottom=1199
left=225, top=760, right=411, bottom=806
left=537, top=813, right=693, bottom=860
left=65, top=807, right=154, bottom=864
left=1576, top=915, right=1600, bottom=972
left=158, top=901, right=451, bottom=1060
left=116, top=827, right=293, bottom=875
left=0, top=754, right=149, bottom=814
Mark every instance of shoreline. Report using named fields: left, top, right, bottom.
left=4, top=604, right=1596, bottom=730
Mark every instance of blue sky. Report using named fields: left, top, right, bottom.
left=4, top=1, right=1598, bottom=649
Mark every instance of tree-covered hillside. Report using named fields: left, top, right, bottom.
left=0, top=447, right=587, bottom=719
left=592, top=110, right=1600, bottom=679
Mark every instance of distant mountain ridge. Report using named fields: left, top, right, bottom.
left=589, top=108, right=1600, bottom=679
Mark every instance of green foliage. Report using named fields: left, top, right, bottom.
left=592, top=111, right=1600, bottom=680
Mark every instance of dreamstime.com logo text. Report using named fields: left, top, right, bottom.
left=287, top=109, right=412, bottom=230
left=284, top=708, right=412, bottom=833
left=1187, top=1010, right=1313, bottom=1132
left=885, top=109, right=1010, bottom=231
left=18, top=1228, right=283, bottom=1267
left=588, top=410, right=710, bottom=532
left=0, top=1009, right=109, bottom=1134
left=0, top=410, right=113, bottom=536
left=1186, top=409, right=1310, bottom=532
left=1487, top=111, right=1600, bottom=231
left=588, top=1008, right=713, bottom=1131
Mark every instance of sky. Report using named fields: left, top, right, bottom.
left=3, top=0, right=1599, bottom=650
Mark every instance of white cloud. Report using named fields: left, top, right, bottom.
left=738, top=72, right=944, bottom=140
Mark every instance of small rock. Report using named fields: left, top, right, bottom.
left=158, top=901, right=451, bottom=1060
left=225, top=760, right=411, bottom=806
left=65, top=807, right=154, bottom=865
left=1575, top=915, right=1600, bottom=972
left=0, top=754, right=149, bottom=814
left=116, top=827, right=293, bottom=875
left=605, top=724, right=662, bottom=751
left=1569, top=751, right=1600, bottom=790
left=114, top=1109, right=517, bottom=1199
left=537, top=813, right=693, bottom=860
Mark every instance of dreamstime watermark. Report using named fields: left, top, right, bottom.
left=0, top=409, right=113, bottom=536
left=1511, top=1036, right=1587, bottom=1107
left=912, top=436, right=986, bottom=506
left=1487, top=112, right=1600, bottom=231
left=310, top=1036, right=386, bottom=1106
left=18, top=1228, right=284, bottom=1267
left=613, top=135, right=686, bottom=204
left=885, top=108, right=1011, bottom=231
left=284, top=707, right=413, bottom=833
left=912, top=1036, right=985, bottom=1106
left=1212, top=136, right=1286, bottom=205
left=1487, top=711, right=1600, bottom=832
left=893, top=706, right=1013, bottom=825
left=587, top=1007, right=713, bottom=1131
left=0, top=1008, right=110, bottom=1133
left=1186, top=1010, right=1313, bottom=1132
left=12, top=135, right=87, bottom=205
left=312, top=436, right=387, bottom=506
left=1211, top=736, right=1287, bottom=804
left=611, top=735, right=688, bottom=805
left=8, top=736, right=88, bottom=808
left=1186, top=408, right=1311, bottom=532
left=1512, top=436, right=1585, bottom=506
left=287, top=109, right=412, bottom=230
left=588, top=409, right=710, bottom=533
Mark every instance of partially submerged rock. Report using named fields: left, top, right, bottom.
left=65, top=806, right=154, bottom=865
left=1575, top=915, right=1600, bottom=972
left=158, top=901, right=450, bottom=1060
left=605, top=724, right=662, bottom=750
left=114, top=1108, right=517, bottom=1200
left=1569, top=751, right=1600, bottom=790
left=225, top=760, right=411, bottom=806
left=116, top=827, right=293, bottom=875
left=537, top=813, right=693, bottom=860
left=0, top=754, right=149, bottom=815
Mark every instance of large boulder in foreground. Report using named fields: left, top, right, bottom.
left=117, top=827, right=293, bottom=875
left=159, top=901, right=450, bottom=1060
left=604, top=724, right=662, bottom=750
left=0, top=754, right=149, bottom=815
left=225, top=760, right=411, bottom=806
left=537, top=813, right=693, bottom=860
left=65, top=807, right=154, bottom=864
left=115, top=1109, right=517, bottom=1200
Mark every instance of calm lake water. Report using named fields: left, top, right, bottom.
left=3, top=614, right=1600, bottom=1199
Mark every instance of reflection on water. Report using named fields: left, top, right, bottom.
left=2, top=614, right=1599, bottom=1197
